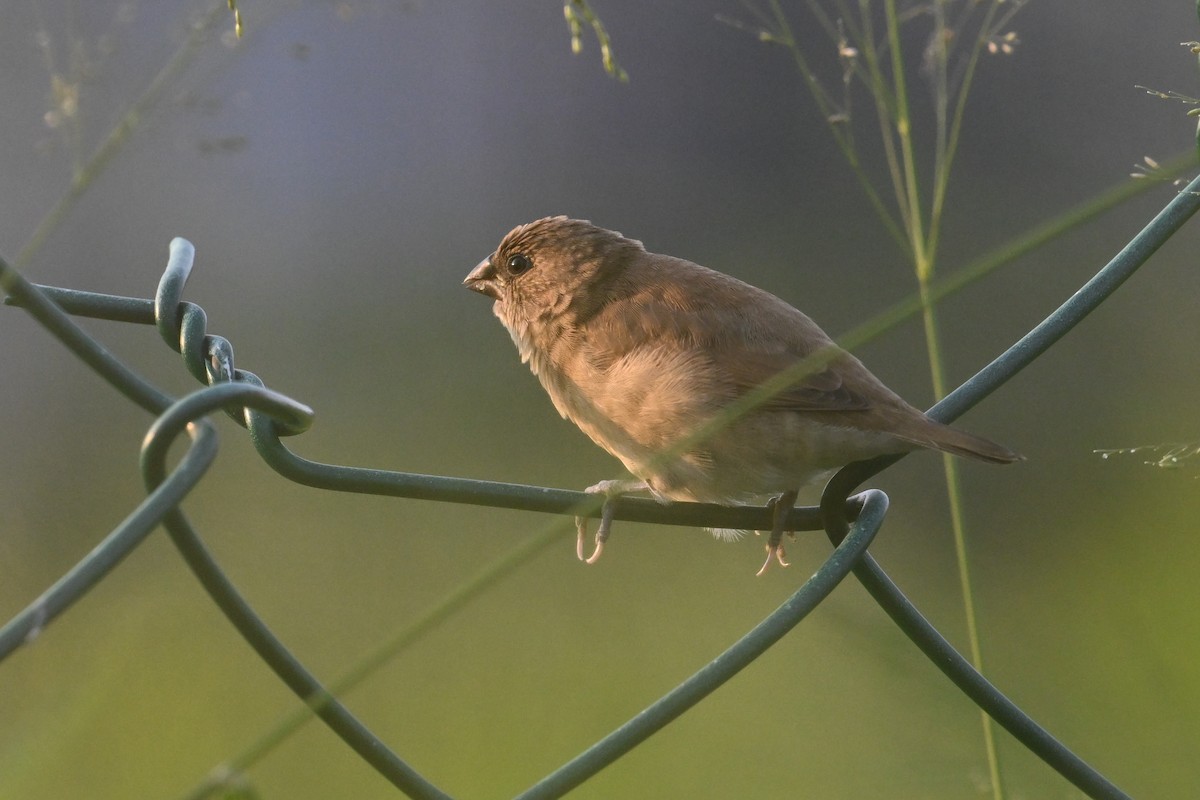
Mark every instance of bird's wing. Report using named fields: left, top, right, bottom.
left=712, top=348, right=874, bottom=412
left=585, top=275, right=875, bottom=413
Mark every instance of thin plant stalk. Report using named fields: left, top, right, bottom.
left=17, top=1, right=232, bottom=269
left=893, top=4, right=1005, bottom=795
left=754, top=2, right=1036, bottom=795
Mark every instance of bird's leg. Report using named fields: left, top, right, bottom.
left=756, top=489, right=799, bottom=577
left=575, top=479, right=650, bottom=564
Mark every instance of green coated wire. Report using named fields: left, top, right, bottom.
left=6, top=168, right=1198, bottom=796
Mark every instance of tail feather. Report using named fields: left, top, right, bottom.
left=902, top=419, right=1023, bottom=464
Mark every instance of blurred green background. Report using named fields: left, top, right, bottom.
left=2, top=1, right=1199, bottom=797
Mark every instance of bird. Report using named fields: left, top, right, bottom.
left=464, top=216, right=1020, bottom=574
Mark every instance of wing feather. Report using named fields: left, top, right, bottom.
left=581, top=263, right=876, bottom=414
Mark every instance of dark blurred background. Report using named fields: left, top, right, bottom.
left=2, top=1, right=1198, bottom=797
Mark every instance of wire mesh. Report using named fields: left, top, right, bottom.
left=6, top=173, right=1199, bottom=798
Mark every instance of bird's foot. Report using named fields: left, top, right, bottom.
left=756, top=542, right=790, bottom=577
left=756, top=489, right=799, bottom=577
left=575, top=480, right=649, bottom=564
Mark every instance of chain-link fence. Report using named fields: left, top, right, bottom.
left=6, top=171, right=1195, bottom=797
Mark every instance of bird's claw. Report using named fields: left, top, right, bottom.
left=756, top=489, right=799, bottom=576
left=575, top=516, right=588, bottom=561
left=576, top=480, right=639, bottom=564
left=575, top=498, right=615, bottom=564
left=755, top=542, right=790, bottom=577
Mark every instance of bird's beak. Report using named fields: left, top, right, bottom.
left=463, top=256, right=501, bottom=300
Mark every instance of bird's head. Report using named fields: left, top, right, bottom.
left=464, top=216, right=644, bottom=330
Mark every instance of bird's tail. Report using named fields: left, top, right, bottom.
left=903, top=419, right=1023, bottom=464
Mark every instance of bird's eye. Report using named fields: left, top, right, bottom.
left=506, top=253, right=533, bottom=275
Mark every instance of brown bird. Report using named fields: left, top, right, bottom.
left=464, top=217, right=1020, bottom=574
